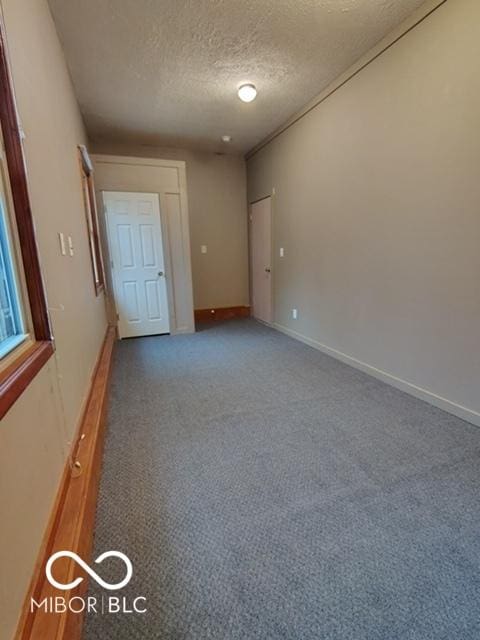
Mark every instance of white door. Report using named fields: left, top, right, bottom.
left=104, top=191, right=170, bottom=338
left=250, top=197, right=272, bottom=324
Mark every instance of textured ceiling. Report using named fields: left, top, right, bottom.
left=48, top=0, right=427, bottom=154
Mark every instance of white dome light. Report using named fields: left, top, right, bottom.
left=238, top=83, right=257, bottom=103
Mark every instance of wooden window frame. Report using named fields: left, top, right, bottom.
left=0, top=20, right=53, bottom=420
left=78, top=146, right=105, bottom=296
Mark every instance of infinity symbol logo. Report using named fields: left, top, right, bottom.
left=46, top=551, right=133, bottom=591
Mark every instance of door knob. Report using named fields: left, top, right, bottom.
left=158, top=271, right=164, bottom=277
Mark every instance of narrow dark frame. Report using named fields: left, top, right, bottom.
left=0, top=19, right=53, bottom=419
left=78, top=147, right=105, bottom=296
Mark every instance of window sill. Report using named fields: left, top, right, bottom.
left=0, top=340, right=54, bottom=420
left=0, top=333, right=29, bottom=360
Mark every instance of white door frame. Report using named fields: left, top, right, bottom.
left=93, top=154, right=195, bottom=335
left=249, top=194, right=274, bottom=325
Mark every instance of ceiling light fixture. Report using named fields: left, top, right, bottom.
left=238, top=83, right=257, bottom=103
left=221, top=135, right=232, bottom=143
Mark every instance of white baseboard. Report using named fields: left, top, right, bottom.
left=273, top=322, right=480, bottom=428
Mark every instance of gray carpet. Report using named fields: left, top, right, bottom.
left=83, top=319, right=480, bottom=640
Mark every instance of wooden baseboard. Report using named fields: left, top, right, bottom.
left=15, top=325, right=116, bottom=640
left=194, top=305, right=250, bottom=324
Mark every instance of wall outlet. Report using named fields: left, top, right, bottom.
left=201, top=245, right=207, bottom=254
left=280, top=247, right=284, bottom=257
left=292, top=308, right=298, bottom=320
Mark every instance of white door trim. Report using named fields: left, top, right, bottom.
left=249, top=195, right=273, bottom=325
left=93, top=154, right=195, bottom=334
left=92, top=154, right=187, bottom=171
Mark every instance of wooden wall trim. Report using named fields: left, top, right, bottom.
left=0, top=13, right=55, bottom=420
left=14, top=325, right=116, bottom=640
left=194, top=305, right=250, bottom=324
left=0, top=18, right=51, bottom=341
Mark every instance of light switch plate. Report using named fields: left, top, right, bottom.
left=292, top=308, right=298, bottom=320
left=280, top=247, right=284, bottom=257
left=58, top=232, right=66, bottom=256
left=67, top=235, right=74, bottom=256
left=201, top=245, right=207, bottom=254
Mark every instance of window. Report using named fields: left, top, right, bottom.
left=0, top=20, right=53, bottom=418
left=0, top=169, right=27, bottom=359
left=78, top=145, right=105, bottom=295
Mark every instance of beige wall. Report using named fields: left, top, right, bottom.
left=0, top=0, right=107, bottom=638
left=92, top=143, right=249, bottom=310
left=247, top=0, right=480, bottom=424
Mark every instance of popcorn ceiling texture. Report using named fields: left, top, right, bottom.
left=48, top=0, right=426, bottom=154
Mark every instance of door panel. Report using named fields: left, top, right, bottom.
left=123, top=281, right=140, bottom=322
left=145, top=280, right=161, bottom=319
left=138, top=199, right=153, bottom=215
left=117, top=225, right=134, bottom=267
left=250, top=197, right=272, bottom=324
left=140, top=224, right=156, bottom=267
left=104, top=191, right=170, bottom=338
